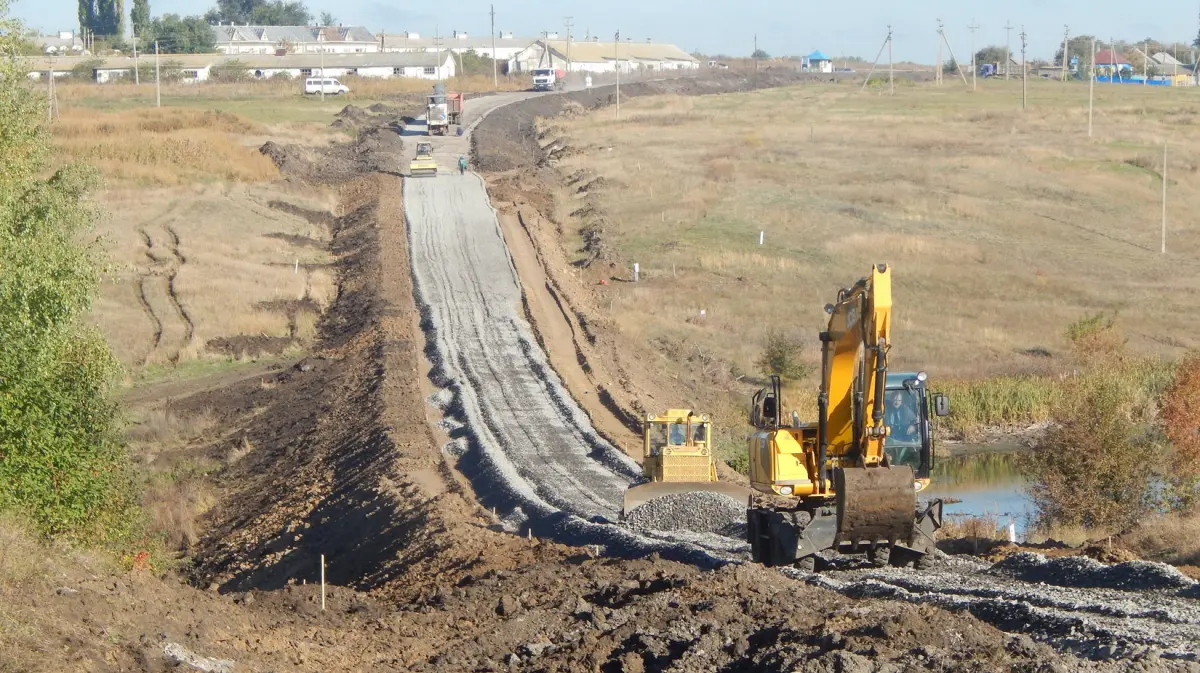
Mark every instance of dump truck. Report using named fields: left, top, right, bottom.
left=409, top=141, right=437, bottom=177
left=531, top=68, right=566, bottom=92
left=426, top=83, right=462, bottom=136
left=621, top=409, right=751, bottom=517
left=745, top=264, right=950, bottom=571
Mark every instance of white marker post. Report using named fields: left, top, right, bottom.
left=633, top=263, right=640, bottom=282
left=320, top=554, right=326, bottom=610
left=759, top=231, right=764, bottom=245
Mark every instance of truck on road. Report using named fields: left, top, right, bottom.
left=531, top=68, right=566, bottom=91
left=426, top=83, right=463, bottom=136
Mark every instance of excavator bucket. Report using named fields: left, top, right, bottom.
left=622, top=480, right=754, bottom=519
left=834, top=465, right=918, bottom=547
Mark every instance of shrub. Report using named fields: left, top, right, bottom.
left=755, top=328, right=813, bottom=381
left=0, top=11, right=130, bottom=542
left=1161, top=351, right=1200, bottom=509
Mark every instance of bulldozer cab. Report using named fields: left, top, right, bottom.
left=621, top=409, right=752, bottom=518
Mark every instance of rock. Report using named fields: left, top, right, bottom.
left=519, top=641, right=554, bottom=658
left=619, top=651, right=645, bottom=673
left=497, top=594, right=519, bottom=617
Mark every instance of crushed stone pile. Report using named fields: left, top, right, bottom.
left=988, top=552, right=1198, bottom=592
left=623, top=491, right=746, bottom=536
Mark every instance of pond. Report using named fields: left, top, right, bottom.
left=921, top=444, right=1033, bottom=539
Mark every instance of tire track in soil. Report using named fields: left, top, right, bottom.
left=134, top=202, right=195, bottom=365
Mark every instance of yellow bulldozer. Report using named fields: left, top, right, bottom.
left=409, top=141, right=438, bottom=177
left=746, top=264, right=950, bottom=570
left=621, top=409, right=752, bottom=517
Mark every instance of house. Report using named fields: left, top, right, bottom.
left=18, top=51, right=456, bottom=83
left=239, top=52, right=454, bottom=80
left=32, top=31, right=87, bottom=55
left=380, top=30, right=535, bottom=63
left=1094, top=49, right=1133, bottom=77
left=211, top=24, right=380, bottom=55
left=509, top=39, right=699, bottom=74
left=802, top=50, right=832, bottom=73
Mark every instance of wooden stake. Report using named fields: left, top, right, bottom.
left=320, top=554, right=326, bottom=610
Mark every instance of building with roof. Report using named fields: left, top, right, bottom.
left=20, top=51, right=455, bottom=83
left=802, top=50, right=832, bottom=73
left=380, top=30, right=536, bottom=62
left=32, top=31, right=87, bottom=55
left=509, top=39, right=698, bottom=74
left=1094, top=49, right=1133, bottom=77
left=211, top=24, right=380, bottom=55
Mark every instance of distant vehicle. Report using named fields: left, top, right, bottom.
left=834, top=67, right=856, bottom=73
left=531, top=67, right=565, bottom=92
left=426, top=82, right=462, bottom=136
left=304, top=78, right=349, bottom=95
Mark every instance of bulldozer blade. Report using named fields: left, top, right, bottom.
left=834, top=466, right=918, bottom=546
left=621, top=481, right=754, bottom=519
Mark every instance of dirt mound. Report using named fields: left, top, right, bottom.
left=988, top=552, right=1197, bottom=593
left=623, top=491, right=745, bottom=536
left=206, top=334, right=296, bottom=358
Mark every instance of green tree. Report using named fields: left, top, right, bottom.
left=457, top=48, right=496, bottom=77
left=0, top=1, right=129, bottom=541
left=943, top=56, right=958, bottom=73
left=144, top=14, right=216, bottom=54
left=755, top=329, right=813, bottom=382
left=751, top=48, right=770, bottom=60
left=131, top=0, right=151, bottom=39
left=78, top=0, right=97, bottom=36
left=319, top=10, right=335, bottom=25
left=94, top=0, right=123, bottom=36
left=1053, top=35, right=1097, bottom=68
left=974, top=45, right=1007, bottom=65
left=204, top=0, right=311, bottom=25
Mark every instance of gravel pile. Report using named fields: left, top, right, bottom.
left=623, top=491, right=746, bottom=535
left=988, top=552, right=1198, bottom=592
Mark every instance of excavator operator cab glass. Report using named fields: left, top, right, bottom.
left=883, top=387, right=923, bottom=471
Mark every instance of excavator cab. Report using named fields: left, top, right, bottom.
left=621, top=409, right=752, bottom=518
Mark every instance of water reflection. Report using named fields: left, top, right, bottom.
left=921, top=449, right=1032, bottom=535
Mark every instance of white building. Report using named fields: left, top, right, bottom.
left=211, top=24, right=380, bottom=55
left=19, top=51, right=456, bottom=83
left=380, top=30, right=535, bottom=63
left=509, top=39, right=699, bottom=74
left=32, top=31, right=87, bottom=55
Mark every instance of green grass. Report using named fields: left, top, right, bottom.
left=128, top=354, right=289, bottom=388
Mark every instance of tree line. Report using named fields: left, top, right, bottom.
left=78, top=0, right=340, bottom=54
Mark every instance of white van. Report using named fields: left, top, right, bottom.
left=304, top=78, right=349, bottom=95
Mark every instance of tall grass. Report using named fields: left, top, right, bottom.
left=52, top=108, right=279, bottom=184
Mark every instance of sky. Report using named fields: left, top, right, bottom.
left=12, top=0, right=1198, bottom=63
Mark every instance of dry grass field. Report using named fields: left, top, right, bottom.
left=551, top=79, right=1200, bottom=401
left=58, top=105, right=338, bottom=377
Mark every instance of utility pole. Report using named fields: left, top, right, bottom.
left=1143, top=40, right=1148, bottom=86
left=968, top=19, right=979, bottom=91
left=565, top=16, right=573, bottom=75
left=938, top=19, right=970, bottom=86
left=47, top=55, right=56, bottom=121
left=1088, top=38, right=1096, bottom=137
left=155, top=40, right=161, bottom=107
left=1162, top=143, right=1168, bottom=254
left=433, top=26, right=441, bottom=82
left=754, top=33, right=758, bottom=83
left=1003, top=21, right=1014, bottom=79
left=491, top=5, right=497, bottom=89
left=615, top=30, right=620, bottom=118
left=859, top=25, right=892, bottom=94
left=133, top=34, right=139, bottom=85
left=936, top=20, right=943, bottom=86
left=888, top=24, right=893, bottom=95
left=320, top=48, right=325, bottom=100
left=1061, top=25, right=1069, bottom=82
left=1020, top=26, right=1027, bottom=110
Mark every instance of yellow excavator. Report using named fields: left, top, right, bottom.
left=746, top=264, right=950, bottom=569
left=409, top=141, right=438, bottom=177
left=621, top=409, right=752, bottom=517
